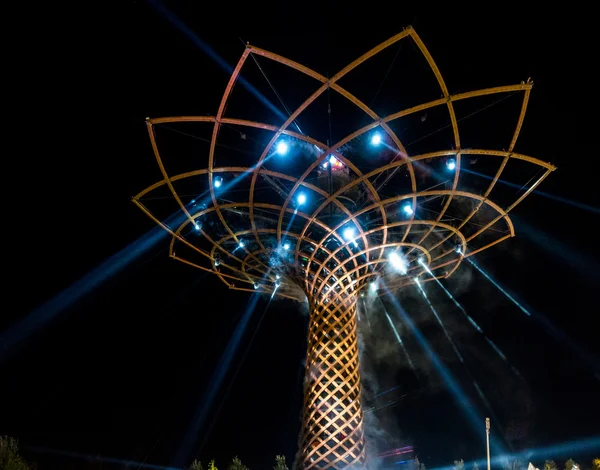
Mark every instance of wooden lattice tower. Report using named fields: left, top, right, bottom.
left=134, top=27, right=554, bottom=470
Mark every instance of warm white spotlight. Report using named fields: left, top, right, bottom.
left=276, top=141, right=289, bottom=155
left=297, top=192, right=307, bottom=205
left=329, top=155, right=337, bottom=165
left=214, top=176, right=223, bottom=188
left=343, top=227, right=356, bottom=242
left=371, top=132, right=382, bottom=146
left=238, top=240, right=245, bottom=248
left=388, top=251, right=407, bottom=274
left=283, top=242, right=290, bottom=250
left=447, top=158, right=456, bottom=171
left=403, top=203, right=414, bottom=215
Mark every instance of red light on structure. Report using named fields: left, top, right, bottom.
left=329, top=155, right=344, bottom=170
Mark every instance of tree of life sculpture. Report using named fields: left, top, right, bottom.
left=134, top=26, right=555, bottom=470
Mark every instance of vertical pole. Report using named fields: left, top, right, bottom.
left=486, top=417, right=491, bottom=470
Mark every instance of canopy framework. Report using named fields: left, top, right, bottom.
left=134, top=26, right=554, bottom=470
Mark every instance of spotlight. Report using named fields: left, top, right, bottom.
left=276, top=141, right=289, bottom=155
left=388, top=251, right=407, bottom=274
left=214, top=176, right=223, bottom=188
left=253, top=282, right=259, bottom=290
left=275, top=280, right=281, bottom=288
left=297, top=192, right=307, bottom=205
left=370, top=281, right=377, bottom=292
left=214, top=258, right=220, bottom=267
left=447, top=158, right=456, bottom=171
left=402, top=203, right=414, bottom=215
left=194, top=222, right=201, bottom=231
left=371, top=132, right=382, bottom=146
left=329, top=155, right=337, bottom=165
left=238, top=240, right=245, bottom=248
left=417, top=256, right=425, bottom=265
left=455, top=245, right=462, bottom=254
left=322, top=161, right=328, bottom=169
left=343, top=227, right=356, bottom=242
left=276, top=273, right=281, bottom=280
left=282, top=242, right=291, bottom=251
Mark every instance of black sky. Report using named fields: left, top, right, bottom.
left=2, top=3, right=598, bottom=470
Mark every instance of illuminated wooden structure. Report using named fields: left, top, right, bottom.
left=134, top=27, right=554, bottom=469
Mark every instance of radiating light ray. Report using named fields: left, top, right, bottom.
left=395, top=459, right=416, bottom=465
left=146, top=0, right=288, bottom=124
left=466, top=258, right=532, bottom=317
left=197, top=293, right=276, bottom=456
left=415, top=279, right=465, bottom=364
left=381, top=284, right=505, bottom=455
left=372, top=295, right=417, bottom=374
left=426, top=435, right=600, bottom=470
left=25, top=446, right=181, bottom=469
left=461, top=167, right=600, bottom=215
left=466, top=257, right=600, bottom=381
left=384, top=309, right=417, bottom=372
left=421, top=265, right=522, bottom=378
left=362, top=301, right=372, bottom=331
left=378, top=445, right=413, bottom=458
left=174, top=293, right=262, bottom=467
left=0, top=207, right=189, bottom=361
left=511, top=214, right=600, bottom=282
left=414, top=279, right=503, bottom=434
left=368, top=393, right=410, bottom=413
left=374, top=384, right=402, bottom=398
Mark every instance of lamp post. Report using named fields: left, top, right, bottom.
left=486, top=417, right=491, bottom=470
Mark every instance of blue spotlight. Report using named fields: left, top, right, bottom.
left=194, top=222, right=201, bottom=231
left=455, top=244, right=462, bottom=254
left=283, top=242, right=290, bottom=250
left=214, top=258, right=220, bottom=267
left=371, top=132, right=382, bottom=146
left=238, top=240, right=245, bottom=249
left=276, top=141, right=289, bottom=156
left=297, top=192, right=307, bottom=205
left=370, top=281, right=377, bottom=292
left=403, top=203, right=414, bottom=216
left=253, top=282, right=259, bottom=290
left=388, top=251, right=407, bottom=274
left=343, top=227, right=356, bottom=242
left=214, top=176, right=223, bottom=188
left=446, top=158, right=456, bottom=171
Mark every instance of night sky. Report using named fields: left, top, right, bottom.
left=2, top=3, right=598, bottom=470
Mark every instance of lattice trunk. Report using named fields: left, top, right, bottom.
left=297, top=294, right=365, bottom=469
